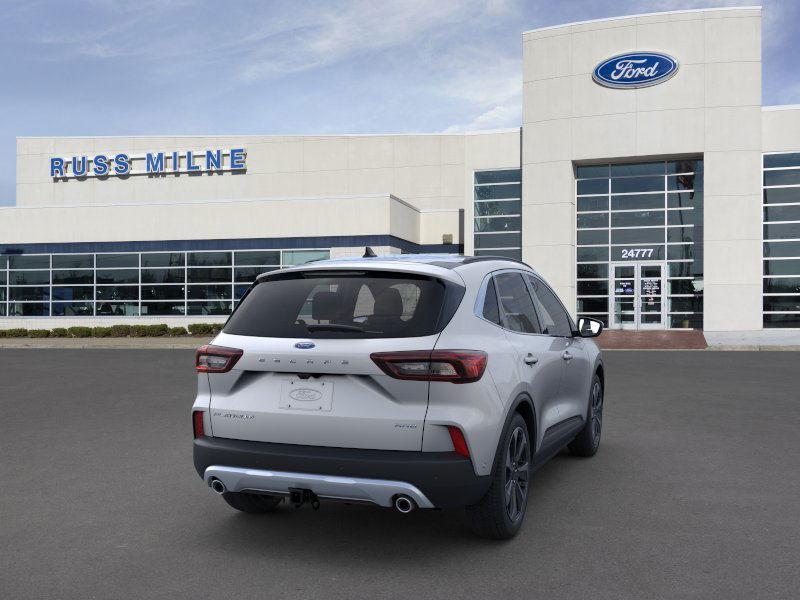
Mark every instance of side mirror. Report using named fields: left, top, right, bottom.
left=577, top=317, right=603, bottom=338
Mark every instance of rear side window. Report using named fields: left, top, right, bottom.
left=482, top=277, right=501, bottom=325
left=493, top=272, right=540, bottom=334
left=224, top=271, right=459, bottom=338
left=527, top=275, right=573, bottom=337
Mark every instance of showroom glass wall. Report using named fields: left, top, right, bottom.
left=0, top=248, right=329, bottom=317
left=474, top=169, right=522, bottom=260
left=763, top=152, right=800, bottom=328
left=575, top=159, right=704, bottom=329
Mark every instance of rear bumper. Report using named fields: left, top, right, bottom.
left=193, top=436, right=491, bottom=508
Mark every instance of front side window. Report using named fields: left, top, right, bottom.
left=493, top=272, right=540, bottom=334
left=527, top=276, right=573, bottom=337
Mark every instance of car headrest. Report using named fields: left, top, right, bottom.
left=311, top=291, right=341, bottom=321
left=372, top=288, right=403, bottom=318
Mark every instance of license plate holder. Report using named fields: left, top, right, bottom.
left=279, top=380, right=333, bottom=412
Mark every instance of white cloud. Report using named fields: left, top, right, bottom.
left=442, top=103, right=521, bottom=132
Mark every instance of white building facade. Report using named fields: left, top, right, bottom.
left=2, top=6, right=799, bottom=334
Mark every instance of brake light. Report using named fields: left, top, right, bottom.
left=370, top=350, right=487, bottom=383
left=192, top=410, right=205, bottom=438
left=447, top=426, right=470, bottom=458
left=196, top=345, right=243, bottom=373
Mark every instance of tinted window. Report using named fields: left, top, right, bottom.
left=96, top=254, right=137, bottom=268
left=225, top=271, right=453, bottom=339
left=527, top=276, right=573, bottom=337
left=493, top=272, right=540, bottom=334
left=141, top=253, right=185, bottom=267
left=52, top=254, right=93, bottom=269
left=482, top=278, right=501, bottom=325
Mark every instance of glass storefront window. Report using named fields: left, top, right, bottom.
left=9, top=271, right=50, bottom=285
left=474, top=170, right=522, bottom=259
left=52, top=254, right=93, bottom=269
left=9, top=255, right=49, bottom=269
left=0, top=247, right=331, bottom=318
left=764, top=152, right=800, bottom=328
left=234, top=250, right=280, bottom=266
left=141, top=253, right=185, bottom=268
left=576, top=159, right=704, bottom=329
left=96, top=254, right=137, bottom=268
left=188, top=252, right=232, bottom=266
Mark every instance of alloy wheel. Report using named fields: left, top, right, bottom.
left=591, top=381, right=603, bottom=444
left=504, top=426, right=530, bottom=522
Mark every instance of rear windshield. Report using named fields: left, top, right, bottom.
left=224, top=270, right=458, bottom=338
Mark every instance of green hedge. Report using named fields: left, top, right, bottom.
left=3, top=328, right=28, bottom=338
left=0, top=324, right=223, bottom=338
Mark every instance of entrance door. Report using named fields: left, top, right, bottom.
left=610, top=262, right=666, bottom=330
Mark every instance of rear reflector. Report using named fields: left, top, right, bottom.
left=370, top=350, right=487, bottom=383
left=196, top=345, right=243, bottom=373
left=192, top=410, right=205, bottom=439
left=447, top=426, right=470, bottom=458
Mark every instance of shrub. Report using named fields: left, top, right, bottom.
left=188, top=323, right=214, bottom=336
left=67, top=326, right=92, bottom=338
left=168, top=326, right=188, bottom=337
left=28, top=329, right=51, bottom=338
left=109, top=324, right=132, bottom=337
left=0, top=330, right=6, bottom=338
left=130, top=325, right=149, bottom=337
left=5, top=328, right=28, bottom=338
left=50, top=328, right=69, bottom=338
left=210, top=323, right=224, bottom=334
left=92, top=327, right=113, bottom=338
left=146, top=324, right=169, bottom=337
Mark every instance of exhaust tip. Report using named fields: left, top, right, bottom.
left=209, top=478, right=227, bottom=495
left=394, top=495, right=416, bottom=514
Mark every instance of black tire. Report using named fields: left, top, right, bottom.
left=221, top=491, right=283, bottom=514
left=466, top=412, right=531, bottom=540
left=568, top=373, right=603, bottom=457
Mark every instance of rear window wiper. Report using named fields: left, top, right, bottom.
left=305, top=323, right=368, bottom=333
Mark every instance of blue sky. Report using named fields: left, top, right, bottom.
left=1, top=0, right=798, bottom=206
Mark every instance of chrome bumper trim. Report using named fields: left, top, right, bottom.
left=203, top=465, right=435, bottom=508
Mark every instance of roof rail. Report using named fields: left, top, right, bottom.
left=460, top=255, right=533, bottom=268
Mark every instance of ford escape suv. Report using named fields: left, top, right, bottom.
left=192, top=253, right=604, bottom=539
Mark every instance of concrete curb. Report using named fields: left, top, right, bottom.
left=0, top=337, right=211, bottom=349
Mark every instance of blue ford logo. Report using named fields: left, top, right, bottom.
left=294, top=342, right=315, bottom=350
left=593, top=52, right=678, bottom=89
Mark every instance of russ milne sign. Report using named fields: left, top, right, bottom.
left=50, top=148, right=246, bottom=179
left=593, top=52, right=678, bottom=89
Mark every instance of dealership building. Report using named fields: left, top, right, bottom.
left=2, top=6, right=800, bottom=336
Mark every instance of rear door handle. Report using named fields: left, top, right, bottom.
left=524, top=353, right=538, bottom=365
left=562, top=351, right=573, bottom=362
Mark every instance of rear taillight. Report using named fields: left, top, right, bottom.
left=195, top=345, right=243, bottom=373
left=192, top=410, right=205, bottom=439
left=447, top=426, right=470, bottom=458
left=370, top=350, right=487, bottom=384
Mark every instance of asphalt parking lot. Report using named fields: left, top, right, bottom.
left=1, top=350, right=798, bottom=599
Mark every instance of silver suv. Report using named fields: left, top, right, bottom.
left=192, top=253, right=604, bottom=539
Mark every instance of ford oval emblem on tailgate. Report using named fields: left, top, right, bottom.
left=288, top=388, right=324, bottom=402
left=294, top=342, right=315, bottom=349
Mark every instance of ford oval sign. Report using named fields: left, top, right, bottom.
left=593, top=52, right=678, bottom=89
left=294, top=342, right=315, bottom=350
